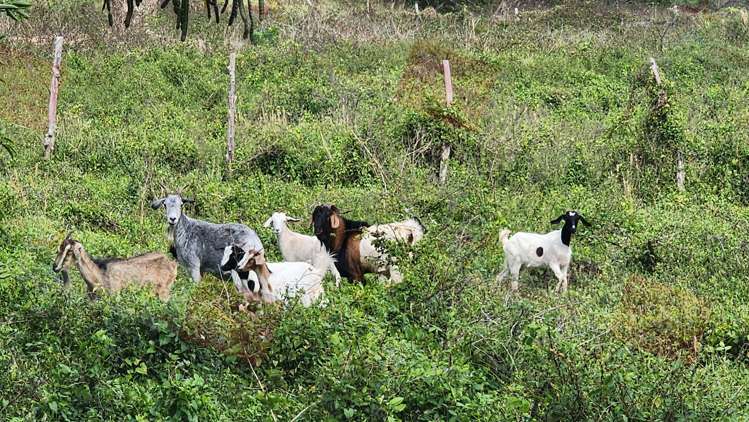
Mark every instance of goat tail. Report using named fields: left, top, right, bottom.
left=499, top=229, right=511, bottom=245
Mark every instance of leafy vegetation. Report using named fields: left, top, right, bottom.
left=1, top=0, right=749, bottom=419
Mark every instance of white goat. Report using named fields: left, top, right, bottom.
left=221, top=245, right=334, bottom=307
left=360, top=217, right=426, bottom=284
left=497, top=211, right=589, bottom=293
left=263, top=212, right=342, bottom=287
left=365, top=218, right=425, bottom=246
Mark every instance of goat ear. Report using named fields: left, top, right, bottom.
left=252, top=250, right=266, bottom=266
left=150, top=198, right=165, bottom=209
left=182, top=198, right=195, bottom=204
left=330, top=214, right=340, bottom=229
left=579, top=215, right=591, bottom=226
left=550, top=214, right=564, bottom=225
left=287, top=216, right=301, bottom=222
left=65, top=231, right=73, bottom=240
left=262, top=217, right=273, bottom=228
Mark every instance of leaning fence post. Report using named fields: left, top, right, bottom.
left=439, top=59, right=453, bottom=185
left=43, top=36, right=64, bottom=160
left=225, top=51, right=237, bottom=176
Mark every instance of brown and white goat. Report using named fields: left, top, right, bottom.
left=311, top=204, right=425, bottom=284
left=52, top=233, right=177, bottom=301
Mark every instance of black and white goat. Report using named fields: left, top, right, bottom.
left=497, top=211, right=589, bottom=293
left=220, top=245, right=333, bottom=307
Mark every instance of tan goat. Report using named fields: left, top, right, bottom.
left=53, top=233, right=177, bottom=301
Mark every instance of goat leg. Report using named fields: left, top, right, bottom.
left=220, top=0, right=229, bottom=14
left=205, top=0, right=211, bottom=19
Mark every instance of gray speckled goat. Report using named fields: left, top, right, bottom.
left=150, top=194, right=273, bottom=302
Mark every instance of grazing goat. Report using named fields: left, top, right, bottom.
left=220, top=245, right=333, bottom=307
left=311, top=204, right=425, bottom=284
left=365, top=217, right=425, bottom=245
left=497, top=211, right=589, bottom=293
left=263, top=212, right=342, bottom=287
left=150, top=194, right=273, bottom=302
left=52, top=233, right=177, bottom=300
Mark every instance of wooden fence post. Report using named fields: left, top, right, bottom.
left=649, top=57, right=661, bottom=85
left=442, top=59, right=453, bottom=106
left=43, top=36, right=63, bottom=160
left=650, top=57, right=684, bottom=192
left=225, top=51, right=237, bottom=175
left=439, top=59, right=453, bottom=185
left=676, top=151, right=685, bottom=191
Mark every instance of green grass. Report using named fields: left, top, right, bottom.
left=1, top=0, right=749, bottom=420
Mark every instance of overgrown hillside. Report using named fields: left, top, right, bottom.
left=2, top=0, right=749, bottom=419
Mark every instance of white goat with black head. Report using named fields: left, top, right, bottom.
left=263, top=212, right=342, bottom=287
left=497, top=211, right=590, bottom=293
left=150, top=194, right=273, bottom=302
left=220, top=245, right=333, bottom=307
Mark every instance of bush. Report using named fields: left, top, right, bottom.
left=613, top=275, right=710, bottom=361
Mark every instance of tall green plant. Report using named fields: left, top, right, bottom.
left=107, top=0, right=259, bottom=42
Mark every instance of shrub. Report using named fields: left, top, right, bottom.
left=613, top=275, right=710, bottom=361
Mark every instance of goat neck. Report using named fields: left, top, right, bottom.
left=560, top=222, right=575, bottom=247
left=72, top=245, right=107, bottom=294
left=170, top=213, right=193, bottom=254
left=329, top=215, right=348, bottom=253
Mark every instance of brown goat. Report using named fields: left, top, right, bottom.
left=53, top=233, right=177, bottom=301
left=312, top=205, right=424, bottom=285
left=312, top=204, right=370, bottom=283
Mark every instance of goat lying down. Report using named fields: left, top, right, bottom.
left=312, top=204, right=425, bottom=285
left=220, top=245, right=333, bottom=307
left=497, top=211, right=589, bottom=293
left=53, top=233, right=177, bottom=301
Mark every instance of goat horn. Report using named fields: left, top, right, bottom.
left=65, top=231, right=73, bottom=240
